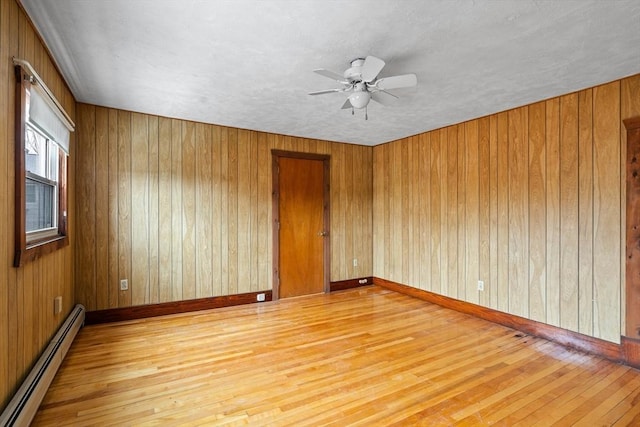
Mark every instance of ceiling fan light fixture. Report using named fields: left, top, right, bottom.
left=348, top=91, right=370, bottom=109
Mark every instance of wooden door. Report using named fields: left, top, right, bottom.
left=273, top=152, right=329, bottom=299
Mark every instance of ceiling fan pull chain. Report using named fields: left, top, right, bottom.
left=365, top=106, right=368, bottom=121
left=351, top=107, right=354, bottom=116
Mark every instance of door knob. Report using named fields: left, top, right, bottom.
left=318, top=231, right=328, bottom=237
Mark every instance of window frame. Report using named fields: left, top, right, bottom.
left=14, top=64, right=69, bottom=267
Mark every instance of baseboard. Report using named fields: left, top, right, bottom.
left=373, top=277, right=625, bottom=365
left=86, top=291, right=272, bottom=324
left=622, top=337, right=640, bottom=369
left=330, top=277, right=373, bottom=292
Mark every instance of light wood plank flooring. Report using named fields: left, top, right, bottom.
left=33, top=286, right=640, bottom=426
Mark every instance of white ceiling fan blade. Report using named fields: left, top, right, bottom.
left=313, top=69, right=346, bottom=83
left=376, top=74, right=417, bottom=90
left=361, top=56, right=385, bottom=82
left=309, top=88, right=343, bottom=95
left=371, top=90, right=398, bottom=106
left=341, top=99, right=352, bottom=109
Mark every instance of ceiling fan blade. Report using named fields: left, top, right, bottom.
left=361, top=56, right=385, bottom=82
left=371, top=90, right=398, bottom=106
left=341, top=98, right=352, bottom=109
left=376, top=74, right=417, bottom=90
left=313, top=69, right=346, bottom=82
left=309, top=88, right=343, bottom=95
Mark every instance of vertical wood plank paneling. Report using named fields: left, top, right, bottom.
left=456, top=124, right=467, bottom=300
left=220, top=127, right=229, bottom=295
left=227, top=128, right=238, bottom=294
left=528, top=101, right=546, bottom=323
left=148, top=116, right=159, bottom=303
left=257, top=132, right=269, bottom=291
left=157, top=117, right=172, bottom=303
left=401, top=138, right=410, bottom=284
left=430, top=131, right=442, bottom=293
left=478, top=117, right=491, bottom=307
left=21, top=16, right=36, bottom=377
left=76, top=104, right=373, bottom=312
left=489, top=115, right=499, bottom=309
left=107, top=109, right=119, bottom=308
left=345, top=143, right=356, bottom=279
left=593, top=81, right=621, bottom=342
left=559, top=93, right=579, bottom=331
left=131, top=112, right=149, bottom=306
left=372, top=145, right=382, bottom=278
left=496, top=112, right=510, bottom=312
left=578, top=89, right=594, bottom=335
left=508, top=107, right=529, bottom=318
left=438, top=130, right=448, bottom=295
left=95, top=107, right=109, bottom=309
left=367, top=75, right=631, bottom=344
left=181, top=122, right=196, bottom=300
left=545, top=98, right=561, bottom=327
left=76, top=104, right=96, bottom=310
left=419, top=133, right=431, bottom=290
left=447, top=126, right=458, bottom=298
left=118, top=111, right=132, bottom=307
left=0, top=0, right=10, bottom=403
left=249, top=131, right=258, bottom=291
left=237, top=129, right=250, bottom=293
left=353, top=145, right=365, bottom=279
left=621, top=75, right=640, bottom=334
left=330, top=142, right=341, bottom=280
left=196, top=123, right=212, bottom=298
left=383, top=143, right=391, bottom=279
left=211, top=125, right=223, bottom=295
left=364, top=144, right=374, bottom=276
left=465, top=120, right=479, bottom=304
left=2, top=1, right=76, bottom=408
left=391, top=142, right=402, bottom=282
left=170, top=119, right=183, bottom=301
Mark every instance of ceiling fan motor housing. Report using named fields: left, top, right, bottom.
left=343, top=58, right=366, bottom=82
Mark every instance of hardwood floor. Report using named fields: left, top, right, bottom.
left=33, top=286, right=640, bottom=426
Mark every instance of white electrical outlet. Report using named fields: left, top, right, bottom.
left=120, top=279, right=128, bottom=291
left=256, top=293, right=266, bottom=302
left=478, top=280, right=484, bottom=291
left=54, top=296, right=62, bottom=315
left=353, top=258, right=358, bottom=267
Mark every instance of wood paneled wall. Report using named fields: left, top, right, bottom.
left=0, top=0, right=76, bottom=410
left=373, top=74, right=640, bottom=344
left=74, top=106, right=373, bottom=311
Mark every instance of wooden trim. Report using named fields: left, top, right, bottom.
left=15, top=65, right=27, bottom=265
left=330, top=277, right=373, bottom=292
left=624, top=116, right=640, bottom=338
left=272, top=153, right=280, bottom=300
left=13, top=65, right=69, bottom=267
left=373, top=277, right=624, bottom=363
left=621, top=336, right=640, bottom=369
left=85, top=291, right=272, bottom=324
left=271, top=150, right=331, bottom=300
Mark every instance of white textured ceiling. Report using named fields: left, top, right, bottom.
left=20, top=0, right=640, bottom=146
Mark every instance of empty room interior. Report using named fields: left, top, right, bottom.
left=2, top=0, right=640, bottom=425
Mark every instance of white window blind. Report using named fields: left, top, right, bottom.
left=14, top=57, right=75, bottom=153
left=29, top=85, right=71, bottom=153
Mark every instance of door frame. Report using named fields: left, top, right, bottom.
left=272, top=150, right=330, bottom=300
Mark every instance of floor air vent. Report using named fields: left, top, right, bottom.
left=0, top=304, right=85, bottom=427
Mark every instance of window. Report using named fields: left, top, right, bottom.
left=14, top=60, right=74, bottom=267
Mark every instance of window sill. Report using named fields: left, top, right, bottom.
left=14, top=235, right=68, bottom=267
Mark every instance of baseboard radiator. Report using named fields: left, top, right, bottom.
left=0, top=304, right=85, bottom=427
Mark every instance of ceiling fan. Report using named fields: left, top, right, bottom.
left=309, top=55, right=417, bottom=119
